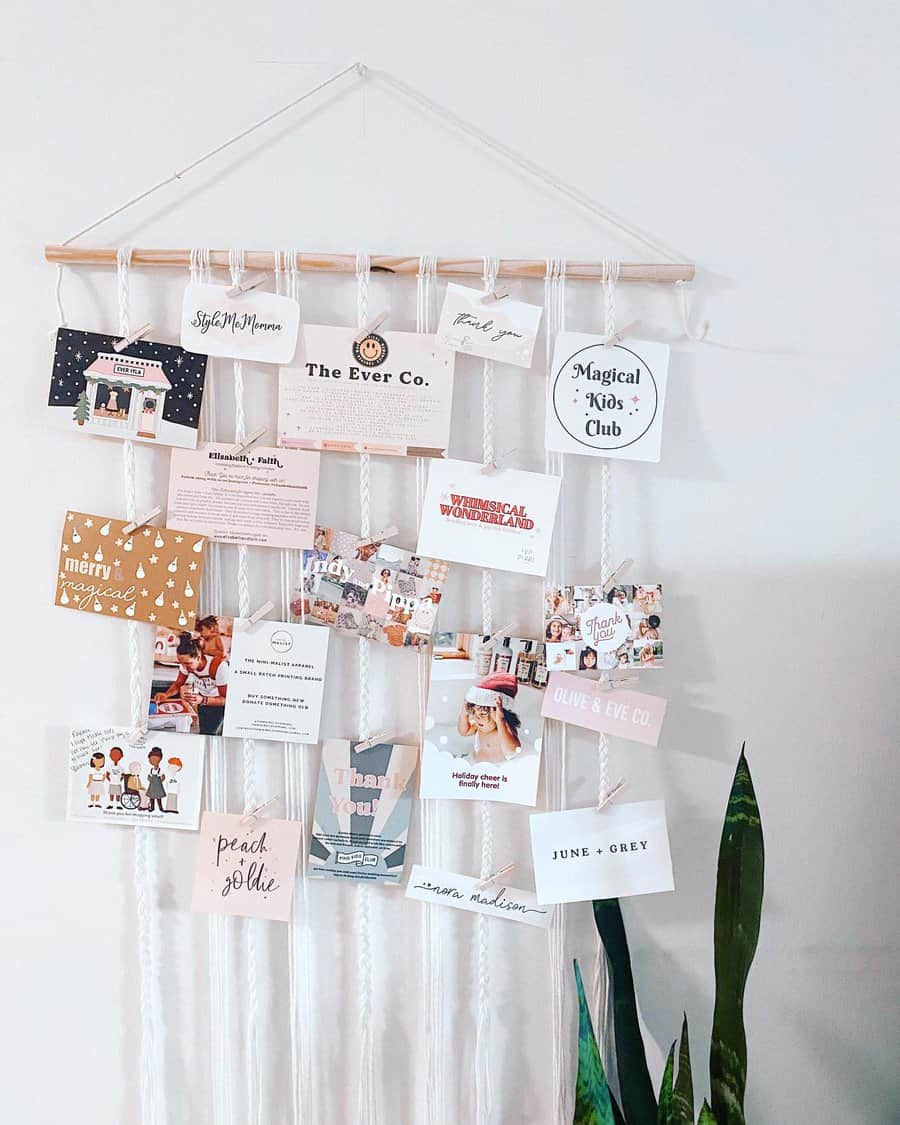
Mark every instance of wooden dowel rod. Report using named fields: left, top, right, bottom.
left=43, top=245, right=694, bottom=283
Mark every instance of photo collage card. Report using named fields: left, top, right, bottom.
left=543, top=582, right=664, bottom=672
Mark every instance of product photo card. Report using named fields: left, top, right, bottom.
left=191, top=811, right=303, bottom=922
left=180, top=282, right=300, bottom=364
left=547, top=333, right=670, bottom=462
left=67, top=727, right=205, bottom=830
left=435, top=283, right=543, bottom=368
left=222, top=620, right=329, bottom=743
left=541, top=674, right=667, bottom=746
left=167, top=442, right=321, bottom=549
left=544, top=582, right=664, bottom=671
left=420, top=632, right=545, bottom=806
left=48, top=328, right=209, bottom=450
left=308, top=739, right=419, bottom=885
left=405, top=865, right=551, bottom=929
left=530, top=800, right=675, bottom=905
left=416, top=459, right=562, bottom=577
left=278, top=325, right=456, bottom=457
left=148, top=615, right=234, bottom=736
left=55, top=511, right=206, bottom=630
left=292, top=526, right=450, bottom=648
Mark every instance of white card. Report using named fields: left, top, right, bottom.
left=405, top=864, right=551, bottom=928
left=222, top=620, right=329, bottom=743
left=547, top=333, right=670, bottom=462
left=416, top=458, right=562, bottom=577
left=181, top=282, right=300, bottom=364
left=530, top=800, right=675, bottom=904
left=436, top=283, right=543, bottom=368
left=279, top=325, right=456, bottom=457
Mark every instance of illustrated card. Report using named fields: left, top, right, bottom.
left=547, top=333, right=670, bottom=462
left=420, top=632, right=545, bottom=806
left=436, top=283, right=543, bottom=368
left=543, top=583, right=664, bottom=671
left=191, top=811, right=302, bottom=922
left=55, top=511, right=206, bottom=630
left=148, top=615, right=234, bottom=736
left=67, top=727, right=205, bottom=830
left=291, top=526, right=450, bottom=648
left=541, top=675, right=667, bottom=746
left=405, top=865, right=551, bottom=928
left=48, top=328, right=208, bottom=450
left=180, top=282, right=300, bottom=364
left=308, top=739, right=418, bottom=885
left=167, top=442, right=321, bottom=549
left=222, top=620, right=329, bottom=744
left=278, top=325, right=456, bottom=458
left=416, top=459, right=562, bottom=577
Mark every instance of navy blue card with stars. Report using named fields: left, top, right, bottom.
left=49, top=328, right=208, bottom=449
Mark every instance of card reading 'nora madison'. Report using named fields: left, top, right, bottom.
left=416, top=459, right=561, bottom=577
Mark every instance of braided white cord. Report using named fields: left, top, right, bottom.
left=54, top=265, right=67, bottom=327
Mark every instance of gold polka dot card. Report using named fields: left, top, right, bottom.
left=55, top=510, right=206, bottom=630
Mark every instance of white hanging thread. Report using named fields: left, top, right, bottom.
left=355, top=251, right=377, bottom=1125
left=675, top=279, right=710, bottom=342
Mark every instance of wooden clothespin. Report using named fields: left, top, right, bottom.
left=236, top=600, right=275, bottom=631
left=479, top=289, right=509, bottom=305
left=601, top=557, right=634, bottom=594
left=596, top=779, right=627, bottom=811
left=231, top=425, right=267, bottom=454
left=478, top=862, right=516, bottom=889
left=126, top=726, right=148, bottom=745
left=226, top=272, right=269, bottom=298
left=590, top=673, right=640, bottom=693
left=355, top=730, right=392, bottom=752
left=113, top=322, right=152, bottom=352
left=357, top=525, right=399, bottom=549
left=601, top=320, right=639, bottom=347
left=479, top=622, right=515, bottom=650
left=353, top=310, right=389, bottom=343
left=240, top=795, right=278, bottom=826
left=122, top=506, right=163, bottom=536
left=480, top=446, right=518, bottom=474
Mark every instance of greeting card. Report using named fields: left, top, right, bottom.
left=547, top=333, right=670, bottom=462
left=148, top=615, right=234, bottom=736
left=191, top=811, right=302, bottom=922
left=530, top=801, right=675, bottom=905
left=222, top=620, right=329, bottom=743
left=67, top=727, right=205, bottom=829
left=291, top=526, right=449, bottom=648
left=279, top=325, right=456, bottom=457
left=55, top=511, right=206, bottom=630
left=180, top=282, right=300, bottom=364
left=541, top=675, right=667, bottom=746
left=309, top=739, right=418, bottom=885
left=435, top=283, right=543, bottom=368
left=48, top=328, right=208, bottom=449
left=416, top=459, right=562, bottom=577
left=405, top=865, right=551, bottom=929
left=167, top=442, right=321, bottom=549
left=543, top=583, right=664, bottom=671
left=420, top=632, right=545, bottom=806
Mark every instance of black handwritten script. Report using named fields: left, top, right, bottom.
left=451, top=311, right=524, bottom=344
left=405, top=865, right=550, bottom=928
left=216, top=829, right=279, bottom=898
left=190, top=309, right=284, bottom=338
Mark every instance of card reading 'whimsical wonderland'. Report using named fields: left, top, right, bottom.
left=543, top=583, right=664, bottom=671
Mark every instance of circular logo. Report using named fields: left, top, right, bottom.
left=552, top=342, right=658, bottom=452
left=353, top=332, right=389, bottom=367
left=270, top=629, right=294, bottom=654
left=580, top=603, right=631, bottom=653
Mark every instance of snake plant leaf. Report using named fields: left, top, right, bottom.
left=697, top=1100, right=718, bottom=1124
left=709, top=747, right=764, bottom=1125
left=657, top=1042, right=675, bottom=1124
left=612, top=1097, right=627, bottom=1125
left=672, top=1013, right=694, bottom=1124
left=592, top=899, right=658, bottom=1124
left=574, top=959, right=616, bottom=1125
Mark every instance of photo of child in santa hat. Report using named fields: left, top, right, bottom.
left=456, top=672, right=522, bottom=764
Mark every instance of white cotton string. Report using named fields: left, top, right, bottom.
left=54, top=265, right=67, bottom=327
left=355, top=252, right=377, bottom=1125
left=675, top=279, right=711, bottom=342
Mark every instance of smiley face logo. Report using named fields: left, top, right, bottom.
left=353, top=332, right=389, bottom=367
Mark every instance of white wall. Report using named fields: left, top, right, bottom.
left=3, top=3, right=898, bottom=1123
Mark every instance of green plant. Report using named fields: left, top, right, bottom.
left=574, top=747, right=764, bottom=1125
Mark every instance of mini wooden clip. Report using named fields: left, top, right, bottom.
left=355, top=730, right=392, bottom=752
left=353, top=310, right=389, bottom=343
left=231, top=425, right=267, bottom=454
left=596, top=779, right=627, bottom=811
left=590, top=673, right=639, bottom=693
left=601, top=557, right=634, bottom=594
left=225, top=272, right=269, bottom=298
left=601, top=320, right=639, bottom=347
left=122, top=505, right=163, bottom=536
left=478, top=862, right=516, bottom=889
left=113, top=322, right=152, bottom=352
left=479, top=622, right=515, bottom=650
left=126, top=726, right=148, bottom=745
left=236, top=600, right=275, bottom=631
left=480, top=446, right=518, bottom=474
left=478, top=289, right=509, bottom=305
left=240, top=795, right=278, bottom=826
left=357, top=525, right=399, bottom=548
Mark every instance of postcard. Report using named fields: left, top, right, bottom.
left=48, top=328, right=208, bottom=449
left=167, top=442, right=320, bottom=549
left=67, top=727, right=205, bottom=830
left=546, top=333, right=670, bottom=462
left=541, top=675, right=667, bottom=746
left=419, top=632, right=545, bottom=806
left=308, top=739, right=418, bottom=885
left=278, top=325, right=456, bottom=457
left=180, top=282, right=300, bottom=364
left=405, top=865, right=551, bottom=928
left=530, top=801, right=675, bottom=905
left=148, top=615, right=234, bottom=736
left=543, top=583, right=664, bottom=671
left=291, top=526, right=450, bottom=648
left=55, top=511, right=206, bottom=630
left=436, top=283, right=543, bottom=368
left=416, top=459, right=562, bottom=577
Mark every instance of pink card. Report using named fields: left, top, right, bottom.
left=191, top=811, right=302, bottom=922
left=541, top=673, right=667, bottom=746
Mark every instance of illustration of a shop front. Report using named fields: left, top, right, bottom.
left=79, top=353, right=172, bottom=439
